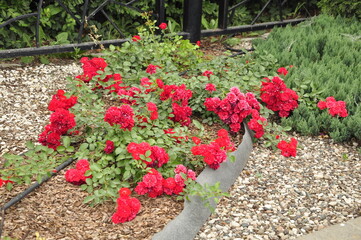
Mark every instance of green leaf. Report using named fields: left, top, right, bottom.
left=91, top=163, right=101, bottom=172
left=145, top=150, right=151, bottom=157
left=115, top=147, right=124, bottom=155
left=192, top=119, right=203, bottom=129
left=63, top=136, right=71, bottom=148
left=79, top=143, right=89, bottom=151
left=56, top=146, right=65, bottom=152
left=6, top=182, right=13, bottom=191
left=83, top=195, right=95, bottom=204
left=123, top=170, right=131, bottom=181
left=86, top=178, right=93, bottom=185
left=26, top=141, right=34, bottom=149
left=283, top=126, right=292, bottom=131
left=89, top=144, right=95, bottom=151
left=66, top=146, right=75, bottom=152
left=36, top=175, right=43, bottom=183
left=20, top=56, right=34, bottom=64
left=40, top=56, right=50, bottom=64
left=24, top=176, right=31, bottom=184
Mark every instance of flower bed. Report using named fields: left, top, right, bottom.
left=1, top=17, right=352, bottom=239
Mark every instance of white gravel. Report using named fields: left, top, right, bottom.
left=0, top=61, right=360, bottom=239
left=195, top=136, right=361, bottom=239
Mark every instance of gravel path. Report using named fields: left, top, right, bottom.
left=0, top=62, right=360, bottom=239
left=195, top=136, right=361, bottom=240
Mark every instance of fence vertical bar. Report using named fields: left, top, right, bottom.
left=78, top=0, right=89, bottom=44
left=278, top=0, right=283, bottom=21
left=183, top=0, right=202, bottom=43
left=218, top=0, right=229, bottom=29
left=155, top=0, right=166, bottom=25
left=35, top=0, right=44, bottom=48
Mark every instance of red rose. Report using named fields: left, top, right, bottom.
left=191, top=136, right=201, bottom=145
left=104, top=140, right=115, bottom=154
left=277, top=67, right=288, bottom=76
left=146, top=64, right=160, bottom=75
left=202, top=70, right=214, bottom=78
left=132, top=35, right=141, bottom=42
left=205, top=83, right=216, bottom=92
left=119, top=188, right=131, bottom=197
left=159, top=23, right=167, bottom=30
left=277, top=138, right=298, bottom=157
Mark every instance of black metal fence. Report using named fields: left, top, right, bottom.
left=0, top=0, right=314, bottom=59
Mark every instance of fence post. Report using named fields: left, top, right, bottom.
left=155, top=0, right=166, bottom=25
left=218, top=0, right=229, bottom=29
left=36, top=0, right=44, bottom=48
left=183, top=0, right=202, bottom=43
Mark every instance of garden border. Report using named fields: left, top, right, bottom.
left=153, top=123, right=254, bottom=240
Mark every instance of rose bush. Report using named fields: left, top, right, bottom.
left=2, top=18, right=347, bottom=224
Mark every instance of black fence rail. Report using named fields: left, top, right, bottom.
left=0, top=0, right=314, bottom=59
left=182, top=0, right=312, bottom=42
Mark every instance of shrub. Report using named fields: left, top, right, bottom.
left=253, top=15, right=361, bottom=142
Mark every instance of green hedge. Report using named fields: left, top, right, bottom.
left=253, top=15, right=361, bottom=142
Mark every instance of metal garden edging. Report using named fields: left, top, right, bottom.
left=153, top=123, right=254, bottom=240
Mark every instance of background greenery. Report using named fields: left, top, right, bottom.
left=0, top=0, right=318, bottom=49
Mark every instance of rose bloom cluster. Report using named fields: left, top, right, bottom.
left=202, top=70, right=214, bottom=78
left=48, top=89, right=77, bottom=111
left=260, top=76, right=299, bottom=117
left=135, top=166, right=196, bottom=198
left=117, top=86, right=141, bottom=105
left=317, top=96, right=348, bottom=117
left=191, top=129, right=235, bottom=170
left=127, top=142, right=169, bottom=168
left=65, top=159, right=92, bottom=185
left=104, top=105, right=135, bottom=131
left=104, top=140, right=115, bottom=154
left=205, top=83, right=217, bottom=92
left=76, top=57, right=122, bottom=85
left=204, top=87, right=261, bottom=133
left=146, top=102, right=159, bottom=120
left=38, top=90, right=77, bottom=149
left=277, top=138, right=298, bottom=157
left=247, top=109, right=267, bottom=138
left=159, top=81, right=193, bottom=126
left=202, top=71, right=217, bottom=92
left=146, top=64, right=161, bottom=75
left=277, top=67, right=288, bottom=76
left=112, top=188, right=141, bottom=224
